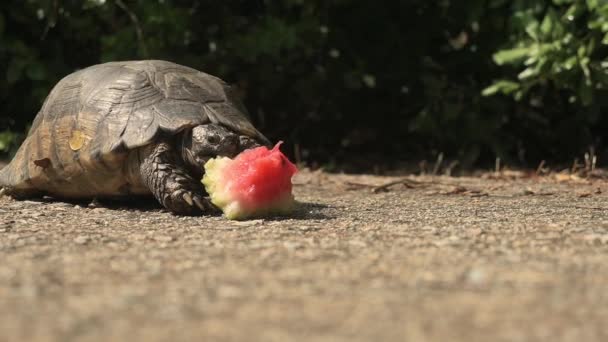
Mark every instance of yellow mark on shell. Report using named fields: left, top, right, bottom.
left=69, top=130, right=86, bottom=151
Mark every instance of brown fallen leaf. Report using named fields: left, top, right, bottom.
left=470, top=192, right=489, bottom=198
left=523, top=188, right=555, bottom=196
left=372, top=178, right=423, bottom=193
left=554, top=173, right=571, bottom=182
left=445, top=186, right=468, bottom=195
left=343, top=181, right=378, bottom=191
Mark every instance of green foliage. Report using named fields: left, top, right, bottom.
left=485, top=0, right=608, bottom=106
left=0, top=131, right=17, bottom=153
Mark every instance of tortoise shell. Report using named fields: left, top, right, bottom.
left=0, top=60, right=267, bottom=198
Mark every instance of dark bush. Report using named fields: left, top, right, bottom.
left=1, top=0, right=607, bottom=170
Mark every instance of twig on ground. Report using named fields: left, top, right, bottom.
left=446, top=186, right=467, bottom=195
left=419, top=160, right=428, bottom=175
left=536, top=160, right=546, bottom=176
left=445, top=161, right=459, bottom=176
left=470, top=192, right=489, bottom=198
left=571, top=158, right=581, bottom=174
left=523, top=188, right=555, bottom=196
left=432, top=153, right=444, bottom=175
left=343, top=178, right=431, bottom=193
left=294, top=143, right=302, bottom=166
left=573, top=205, right=604, bottom=211
left=342, top=181, right=376, bottom=190
left=584, top=147, right=597, bottom=175
left=372, top=178, right=426, bottom=193
left=444, top=186, right=489, bottom=197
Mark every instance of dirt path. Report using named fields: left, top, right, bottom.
left=1, top=170, right=608, bottom=342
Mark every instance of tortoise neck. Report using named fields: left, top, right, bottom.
left=179, top=130, right=204, bottom=180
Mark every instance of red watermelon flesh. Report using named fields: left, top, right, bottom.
left=202, top=142, right=298, bottom=220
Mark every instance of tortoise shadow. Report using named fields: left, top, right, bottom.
left=37, top=195, right=164, bottom=212
left=32, top=197, right=332, bottom=220
left=97, top=199, right=333, bottom=220
left=262, top=201, right=333, bottom=221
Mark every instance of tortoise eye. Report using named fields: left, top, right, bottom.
left=207, top=135, right=220, bottom=144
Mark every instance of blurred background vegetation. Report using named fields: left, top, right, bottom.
left=1, top=0, right=607, bottom=171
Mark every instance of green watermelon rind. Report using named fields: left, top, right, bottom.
left=220, top=193, right=295, bottom=220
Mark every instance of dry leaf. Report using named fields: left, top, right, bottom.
left=554, top=174, right=571, bottom=182
left=446, top=186, right=468, bottom=195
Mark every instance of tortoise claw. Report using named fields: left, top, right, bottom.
left=193, top=196, right=206, bottom=211
left=182, top=192, right=194, bottom=206
left=194, top=196, right=221, bottom=214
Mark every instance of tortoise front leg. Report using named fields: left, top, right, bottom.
left=138, top=141, right=217, bottom=215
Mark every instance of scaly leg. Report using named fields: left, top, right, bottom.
left=139, top=141, right=217, bottom=215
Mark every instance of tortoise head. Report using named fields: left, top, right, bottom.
left=181, top=123, right=261, bottom=178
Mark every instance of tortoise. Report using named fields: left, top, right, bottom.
left=0, top=60, right=270, bottom=215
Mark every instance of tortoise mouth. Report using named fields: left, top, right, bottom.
left=182, top=133, right=263, bottom=181
left=198, top=156, right=213, bottom=169
left=239, top=136, right=263, bottom=150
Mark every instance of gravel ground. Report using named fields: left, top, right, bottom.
left=1, top=170, right=608, bottom=342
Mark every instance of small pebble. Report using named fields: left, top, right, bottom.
left=74, top=236, right=90, bottom=245
left=232, top=220, right=264, bottom=227
left=283, top=241, right=303, bottom=251
left=154, top=235, right=175, bottom=243
left=583, top=234, right=608, bottom=245
left=466, top=268, right=487, bottom=286
left=88, top=199, right=103, bottom=209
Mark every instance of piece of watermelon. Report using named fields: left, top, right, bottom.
left=202, top=142, right=298, bottom=220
